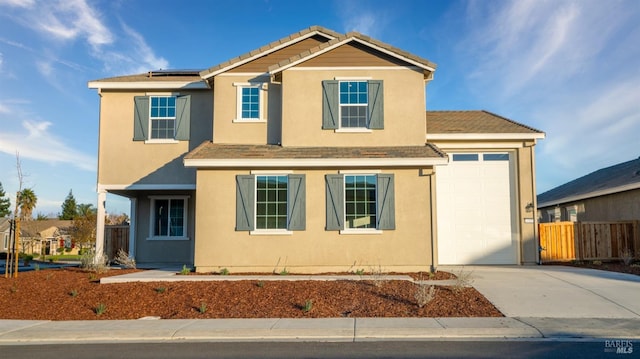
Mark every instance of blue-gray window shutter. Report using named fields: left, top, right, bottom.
left=322, top=80, right=339, bottom=129
left=175, top=95, right=191, bottom=140
left=368, top=80, right=384, bottom=129
left=376, top=174, right=395, bottom=230
left=325, top=174, right=344, bottom=230
left=287, top=174, right=306, bottom=231
left=236, top=175, right=255, bottom=231
left=133, top=96, right=149, bottom=141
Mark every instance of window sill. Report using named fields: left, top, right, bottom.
left=334, top=128, right=372, bottom=133
left=144, top=139, right=179, bottom=144
left=146, top=236, right=190, bottom=241
left=339, top=229, right=383, bottom=235
left=250, top=229, right=293, bottom=235
left=233, top=119, right=267, bottom=123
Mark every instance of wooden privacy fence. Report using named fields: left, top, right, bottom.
left=104, top=225, right=129, bottom=261
left=539, top=221, right=640, bottom=262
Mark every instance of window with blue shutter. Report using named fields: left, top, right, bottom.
left=133, top=95, right=191, bottom=141
left=322, top=80, right=384, bottom=130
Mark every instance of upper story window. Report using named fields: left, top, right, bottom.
left=236, top=174, right=306, bottom=233
left=339, top=81, right=368, bottom=128
left=234, top=83, right=265, bottom=122
left=133, top=95, right=191, bottom=143
left=150, top=96, right=176, bottom=139
left=322, top=79, right=384, bottom=131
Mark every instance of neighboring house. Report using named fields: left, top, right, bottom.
left=0, top=218, right=10, bottom=253
left=89, top=26, right=544, bottom=271
left=538, top=157, right=640, bottom=223
left=20, top=220, right=73, bottom=255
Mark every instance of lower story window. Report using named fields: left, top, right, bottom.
left=256, top=175, right=288, bottom=230
left=151, top=197, right=187, bottom=238
left=345, top=175, right=377, bottom=229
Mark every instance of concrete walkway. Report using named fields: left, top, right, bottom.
left=1, top=265, right=639, bottom=344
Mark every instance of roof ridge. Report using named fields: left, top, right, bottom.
left=480, top=110, right=544, bottom=134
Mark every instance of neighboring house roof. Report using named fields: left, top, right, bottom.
left=184, top=143, right=448, bottom=168
left=20, top=220, right=72, bottom=238
left=0, top=217, right=10, bottom=232
left=537, top=157, right=640, bottom=208
left=267, top=31, right=437, bottom=78
left=200, top=25, right=341, bottom=79
left=425, top=110, right=545, bottom=140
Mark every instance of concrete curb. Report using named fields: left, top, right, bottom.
left=1, top=317, right=638, bottom=345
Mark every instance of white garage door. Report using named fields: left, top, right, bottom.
left=436, top=152, right=517, bottom=265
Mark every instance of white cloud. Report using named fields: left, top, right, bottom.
left=0, top=0, right=35, bottom=7
left=0, top=120, right=96, bottom=171
left=35, top=60, right=53, bottom=76
left=344, top=13, right=377, bottom=35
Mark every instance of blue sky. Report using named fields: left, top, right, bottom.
left=0, top=0, right=638, bottom=217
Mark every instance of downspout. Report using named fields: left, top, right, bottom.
left=430, top=172, right=436, bottom=273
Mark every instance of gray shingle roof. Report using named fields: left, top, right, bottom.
left=537, top=157, right=640, bottom=207
left=426, top=110, right=543, bottom=134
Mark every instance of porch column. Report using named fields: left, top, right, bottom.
left=128, top=198, right=136, bottom=259
left=95, top=190, right=107, bottom=263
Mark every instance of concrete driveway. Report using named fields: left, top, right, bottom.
left=441, top=265, right=640, bottom=318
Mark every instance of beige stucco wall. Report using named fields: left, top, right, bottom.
left=133, top=190, right=195, bottom=264
left=193, top=168, right=435, bottom=273
left=212, top=75, right=279, bottom=144
left=280, top=68, right=427, bottom=147
left=97, top=90, right=212, bottom=186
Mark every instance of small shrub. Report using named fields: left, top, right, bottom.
left=56, top=247, right=65, bottom=254
left=94, top=303, right=107, bottom=316
left=256, top=281, right=265, bottom=288
left=592, top=260, right=602, bottom=266
left=69, top=289, right=78, bottom=297
left=452, top=268, right=474, bottom=293
left=88, top=273, right=98, bottom=282
left=80, top=250, right=109, bottom=273
left=415, top=283, right=436, bottom=308
left=279, top=268, right=289, bottom=275
left=302, top=299, right=313, bottom=313
left=354, top=268, right=365, bottom=276
left=219, top=268, right=230, bottom=275
left=155, top=287, right=166, bottom=294
left=620, top=248, right=634, bottom=266
left=369, top=264, right=388, bottom=288
left=34, top=263, right=40, bottom=271
left=10, top=285, right=17, bottom=293
left=113, top=249, right=136, bottom=269
left=198, top=302, right=207, bottom=314
left=179, top=265, right=191, bottom=275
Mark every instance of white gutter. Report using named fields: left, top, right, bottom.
left=87, top=81, right=209, bottom=90
left=427, top=133, right=546, bottom=140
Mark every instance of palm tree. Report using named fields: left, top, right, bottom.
left=18, top=188, right=37, bottom=220
left=76, top=203, right=96, bottom=217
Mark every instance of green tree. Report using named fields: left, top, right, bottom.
left=71, top=206, right=97, bottom=251
left=0, top=182, right=11, bottom=217
left=18, top=188, right=37, bottom=220
left=59, top=190, right=78, bottom=220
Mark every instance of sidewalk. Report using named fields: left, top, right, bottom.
left=1, top=317, right=639, bottom=344
left=1, top=265, right=639, bottom=344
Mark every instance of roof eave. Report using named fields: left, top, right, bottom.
left=184, top=157, right=448, bottom=168
left=426, top=133, right=546, bottom=140
left=87, top=81, right=210, bottom=90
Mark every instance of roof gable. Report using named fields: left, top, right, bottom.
left=268, top=32, right=437, bottom=78
left=200, top=26, right=340, bottom=79
left=425, top=110, right=545, bottom=140
left=538, top=157, right=640, bottom=207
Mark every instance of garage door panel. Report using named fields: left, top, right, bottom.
left=437, top=152, right=517, bottom=265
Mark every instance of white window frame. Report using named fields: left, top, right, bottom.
left=2, top=233, right=7, bottom=250
left=147, top=95, right=178, bottom=142
left=250, top=171, right=292, bottom=235
left=147, top=195, right=189, bottom=240
left=337, top=80, right=369, bottom=131
left=340, top=171, right=382, bottom=234
left=233, top=82, right=266, bottom=123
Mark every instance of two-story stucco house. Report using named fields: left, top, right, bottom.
left=89, top=26, right=544, bottom=272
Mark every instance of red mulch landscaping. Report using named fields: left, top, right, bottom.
left=0, top=267, right=502, bottom=320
